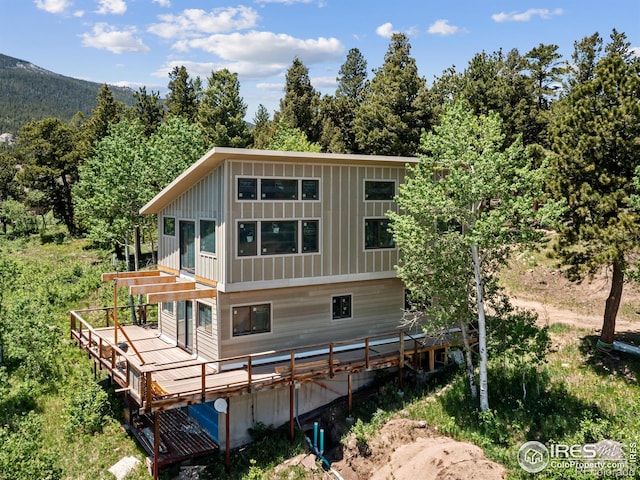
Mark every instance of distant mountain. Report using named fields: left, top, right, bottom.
left=0, top=53, right=136, bottom=135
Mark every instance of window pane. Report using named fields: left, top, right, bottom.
left=302, top=180, right=319, bottom=200
left=251, top=304, right=271, bottom=333
left=200, top=220, right=216, bottom=254
left=261, top=179, right=298, bottom=200
left=365, top=219, right=394, bottom=249
left=198, top=302, right=212, bottom=329
left=162, top=301, right=174, bottom=314
left=232, top=306, right=252, bottom=336
left=365, top=181, right=395, bottom=200
left=238, top=178, right=257, bottom=199
left=261, top=221, right=297, bottom=255
left=238, top=222, right=257, bottom=256
left=163, top=217, right=175, bottom=236
left=332, top=295, right=351, bottom=319
left=302, top=220, right=319, bottom=253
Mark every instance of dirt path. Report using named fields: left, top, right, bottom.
left=510, top=295, right=640, bottom=333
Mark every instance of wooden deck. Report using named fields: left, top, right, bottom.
left=70, top=307, right=465, bottom=415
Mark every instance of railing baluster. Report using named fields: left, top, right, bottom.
left=247, top=356, right=252, bottom=393
left=329, top=342, right=334, bottom=378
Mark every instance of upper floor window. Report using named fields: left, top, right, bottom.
left=261, top=221, right=298, bottom=254
left=302, top=180, right=319, bottom=200
left=365, top=181, right=395, bottom=200
left=261, top=179, right=298, bottom=200
left=238, top=178, right=257, bottom=199
left=163, top=217, right=175, bottom=236
left=200, top=220, right=216, bottom=254
left=302, top=220, right=319, bottom=253
left=238, top=222, right=257, bottom=257
left=365, top=218, right=395, bottom=249
left=237, top=178, right=319, bottom=201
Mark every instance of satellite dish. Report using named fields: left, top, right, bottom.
left=214, top=398, right=228, bottom=413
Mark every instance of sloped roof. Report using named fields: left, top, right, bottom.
left=140, top=147, right=417, bottom=215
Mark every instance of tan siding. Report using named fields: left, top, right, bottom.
left=218, top=278, right=404, bottom=358
left=159, top=306, right=177, bottom=343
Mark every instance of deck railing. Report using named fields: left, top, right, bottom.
left=71, top=307, right=465, bottom=413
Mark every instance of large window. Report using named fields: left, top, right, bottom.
left=163, top=217, right=175, bottom=236
left=238, top=222, right=257, bottom=256
left=261, top=179, right=298, bottom=200
left=200, top=220, right=216, bottom=254
left=237, top=178, right=320, bottom=201
left=365, top=181, right=395, bottom=200
left=332, top=295, right=352, bottom=320
left=232, top=304, right=271, bottom=336
left=365, top=218, right=395, bottom=249
left=261, top=221, right=297, bottom=255
left=198, top=302, right=212, bottom=330
left=237, top=220, right=319, bottom=257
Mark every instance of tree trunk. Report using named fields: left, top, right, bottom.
left=134, top=226, right=141, bottom=272
left=460, top=320, right=477, bottom=400
left=471, top=244, right=489, bottom=412
left=599, top=259, right=624, bottom=347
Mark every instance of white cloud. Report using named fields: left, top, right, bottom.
left=148, top=6, right=259, bottom=39
left=152, top=0, right=171, bottom=6
left=96, top=0, right=127, bottom=15
left=631, top=47, right=640, bottom=58
left=492, top=8, right=563, bottom=23
left=73, top=9, right=84, bottom=17
left=34, top=0, right=71, bottom=14
left=183, top=31, right=343, bottom=65
left=427, top=19, right=460, bottom=36
left=81, top=23, right=150, bottom=54
left=152, top=59, right=286, bottom=81
left=376, top=22, right=395, bottom=39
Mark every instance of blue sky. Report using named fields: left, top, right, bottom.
left=1, top=0, right=639, bottom=120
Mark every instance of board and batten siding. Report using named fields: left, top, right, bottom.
left=218, top=278, right=405, bottom=359
left=226, top=160, right=406, bottom=286
left=157, top=163, right=226, bottom=283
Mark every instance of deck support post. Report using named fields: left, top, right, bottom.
left=398, top=331, right=405, bottom=389
left=153, top=411, right=160, bottom=480
left=348, top=373, right=353, bottom=415
left=289, top=382, right=295, bottom=443
left=225, top=399, right=231, bottom=473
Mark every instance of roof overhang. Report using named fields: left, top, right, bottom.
left=140, top=147, right=418, bottom=215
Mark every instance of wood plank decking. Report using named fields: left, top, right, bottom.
left=71, top=308, right=465, bottom=415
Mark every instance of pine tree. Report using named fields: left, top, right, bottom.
left=277, top=58, right=321, bottom=143
left=197, top=69, right=251, bottom=148
left=319, top=48, right=368, bottom=153
left=547, top=30, right=640, bottom=348
left=133, top=86, right=163, bottom=137
left=251, top=104, right=274, bottom=149
left=165, top=66, right=201, bottom=122
left=353, top=33, right=429, bottom=156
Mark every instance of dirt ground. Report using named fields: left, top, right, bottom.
left=329, top=419, right=506, bottom=480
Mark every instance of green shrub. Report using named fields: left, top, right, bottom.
left=62, top=380, right=112, bottom=436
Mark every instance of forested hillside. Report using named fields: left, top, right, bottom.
left=0, top=53, right=135, bottom=134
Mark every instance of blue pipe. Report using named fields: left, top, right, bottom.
left=320, top=428, right=325, bottom=455
left=313, top=422, right=319, bottom=448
